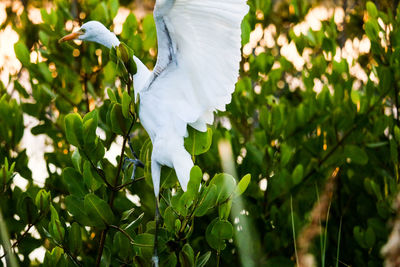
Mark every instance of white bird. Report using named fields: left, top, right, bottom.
left=60, top=0, right=249, bottom=198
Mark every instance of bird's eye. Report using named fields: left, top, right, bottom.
left=80, top=28, right=86, bottom=33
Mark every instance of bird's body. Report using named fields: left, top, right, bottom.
left=60, top=0, right=249, bottom=197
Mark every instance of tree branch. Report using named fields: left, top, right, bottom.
left=95, top=120, right=135, bottom=267
left=0, top=223, right=35, bottom=260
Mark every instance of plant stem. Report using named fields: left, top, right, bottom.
left=290, top=196, right=299, bottom=267
left=113, top=176, right=144, bottom=191
left=109, top=225, right=134, bottom=243
left=83, top=151, right=114, bottom=189
left=95, top=121, right=135, bottom=267
left=63, top=246, right=82, bottom=267
left=0, top=223, right=35, bottom=260
left=0, top=207, right=18, bottom=266
left=95, top=229, right=107, bottom=267
left=335, top=217, right=343, bottom=267
left=83, top=73, right=90, bottom=112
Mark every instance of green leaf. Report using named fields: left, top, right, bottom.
left=122, top=91, right=131, bottom=119
left=255, top=53, right=274, bottom=74
left=241, top=17, right=251, bottom=45
left=84, top=193, right=115, bottom=227
left=379, top=67, right=393, bottom=92
left=343, top=145, right=368, bottom=165
left=122, top=13, right=138, bottom=40
left=62, top=167, right=87, bottom=197
left=14, top=80, right=29, bottom=98
left=83, top=110, right=98, bottom=146
left=88, top=138, right=105, bottom=164
left=110, top=103, right=131, bottom=135
left=65, top=196, right=92, bottom=226
left=235, top=174, right=251, bottom=197
left=107, top=0, right=119, bottom=18
left=365, top=20, right=379, bottom=41
left=68, top=222, right=82, bottom=254
left=292, top=164, right=304, bottom=185
left=17, top=194, right=39, bottom=224
left=83, top=161, right=103, bottom=191
left=353, top=226, right=366, bottom=248
left=209, top=173, right=237, bottom=204
left=179, top=243, right=195, bottom=267
left=211, top=220, right=233, bottom=240
left=49, top=205, right=65, bottom=243
left=195, top=184, right=217, bottom=216
left=133, top=233, right=154, bottom=258
left=195, top=251, right=211, bottom=267
left=280, top=144, right=293, bottom=166
left=119, top=43, right=137, bottom=75
left=365, top=226, right=376, bottom=247
left=366, top=1, right=378, bottom=18
left=91, top=2, right=109, bottom=24
left=14, top=41, right=30, bottom=65
left=107, top=88, right=117, bottom=102
left=394, top=126, right=400, bottom=144
left=218, top=199, right=232, bottom=220
left=65, top=113, right=84, bottom=147
left=163, top=253, right=178, bottom=267
left=390, top=139, right=398, bottom=165
left=133, top=256, right=148, bottom=266
left=121, top=208, right=135, bottom=221
left=71, top=150, right=82, bottom=173
left=164, top=207, right=177, bottom=232
left=205, top=218, right=226, bottom=250
left=124, top=212, right=145, bottom=231
left=187, top=165, right=202, bottom=196
left=35, top=189, right=51, bottom=214
left=44, top=247, right=63, bottom=266
left=142, top=14, right=157, bottom=50
left=184, top=127, right=213, bottom=156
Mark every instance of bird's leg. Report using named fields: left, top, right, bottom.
left=152, top=197, right=161, bottom=267
left=122, top=134, right=144, bottom=180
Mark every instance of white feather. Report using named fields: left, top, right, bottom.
left=136, top=0, right=249, bottom=195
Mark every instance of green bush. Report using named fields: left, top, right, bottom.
left=1, top=0, right=400, bottom=266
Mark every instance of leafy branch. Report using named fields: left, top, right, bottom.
left=95, top=119, right=135, bottom=267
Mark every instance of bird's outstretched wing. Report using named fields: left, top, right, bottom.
left=150, top=0, right=249, bottom=135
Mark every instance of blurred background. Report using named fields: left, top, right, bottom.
left=1, top=0, right=400, bottom=266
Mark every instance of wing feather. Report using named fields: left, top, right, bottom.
left=152, top=0, right=248, bottom=134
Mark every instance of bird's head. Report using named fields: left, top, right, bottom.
left=59, top=20, right=120, bottom=48
left=59, top=21, right=117, bottom=47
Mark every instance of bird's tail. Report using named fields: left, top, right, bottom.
left=172, top=149, right=194, bottom=192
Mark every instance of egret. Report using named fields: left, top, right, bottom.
left=60, top=0, right=248, bottom=263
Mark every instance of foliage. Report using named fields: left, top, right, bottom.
left=1, top=0, right=400, bottom=266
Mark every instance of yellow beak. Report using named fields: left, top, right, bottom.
left=58, top=30, right=84, bottom=43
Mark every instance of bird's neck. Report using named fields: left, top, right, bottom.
left=93, top=30, right=120, bottom=49
left=93, top=32, right=151, bottom=97
left=132, top=55, right=152, bottom=99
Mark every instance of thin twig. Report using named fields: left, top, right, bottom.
left=111, top=121, right=135, bottom=204
left=109, top=225, right=134, bottom=243
left=95, top=229, right=107, bottom=267
left=63, top=246, right=82, bottom=267
left=0, top=223, right=35, bottom=259
left=83, top=74, right=90, bottom=112
left=95, top=121, right=135, bottom=267
left=82, top=150, right=114, bottom=189
left=109, top=225, right=153, bottom=247
left=393, top=77, right=400, bottom=127
left=113, top=176, right=144, bottom=191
